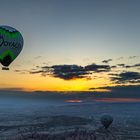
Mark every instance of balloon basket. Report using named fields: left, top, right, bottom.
left=2, top=67, right=9, bottom=70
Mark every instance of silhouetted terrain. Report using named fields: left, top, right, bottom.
left=0, top=91, right=140, bottom=139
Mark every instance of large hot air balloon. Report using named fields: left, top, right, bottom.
left=0, top=25, right=23, bottom=70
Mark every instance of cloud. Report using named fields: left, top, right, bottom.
left=117, top=64, right=125, bottom=67
left=34, top=56, right=42, bottom=59
left=50, top=64, right=111, bottom=80
left=85, top=63, right=111, bottom=72
left=29, top=64, right=90, bottom=80
left=117, top=63, right=140, bottom=68
left=117, top=57, right=124, bottom=60
left=30, top=70, right=44, bottom=74
left=111, top=71, right=140, bottom=84
left=14, top=69, right=29, bottom=74
left=89, top=85, right=140, bottom=98
left=125, top=63, right=140, bottom=68
left=51, top=65, right=89, bottom=80
left=111, top=65, right=117, bottom=69
left=102, top=59, right=112, bottom=63
left=0, top=87, right=25, bottom=91
left=29, top=63, right=111, bottom=80
left=133, top=63, right=140, bottom=67
left=116, top=56, right=140, bottom=61
left=129, top=56, right=137, bottom=59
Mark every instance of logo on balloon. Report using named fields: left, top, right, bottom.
left=0, top=36, right=21, bottom=49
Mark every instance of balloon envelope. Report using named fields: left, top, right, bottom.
left=0, top=25, right=23, bottom=67
left=100, top=115, right=113, bottom=129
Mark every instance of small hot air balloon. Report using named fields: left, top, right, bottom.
left=0, top=25, right=23, bottom=70
left=100, top=115, right=113, bottom=129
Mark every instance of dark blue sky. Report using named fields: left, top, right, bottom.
left=0, top=0, right=140, bottom=65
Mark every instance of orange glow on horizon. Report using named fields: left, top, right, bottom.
left=95, top=98, right=140, bottom=102
left=0, top=69, right=114, bottom=92
left=65, top=99, right=82, bottom=103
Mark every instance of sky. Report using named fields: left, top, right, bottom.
left=0, top=0, right=140, bottom=91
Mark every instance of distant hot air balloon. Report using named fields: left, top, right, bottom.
left=0, top=25, right=23, bottom=70
left=100, top=115, right=113, bottom=129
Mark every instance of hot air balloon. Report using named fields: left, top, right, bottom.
left=0, top=25, right=23, bottom=70
left=100, top=115, right=113, bottom=129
